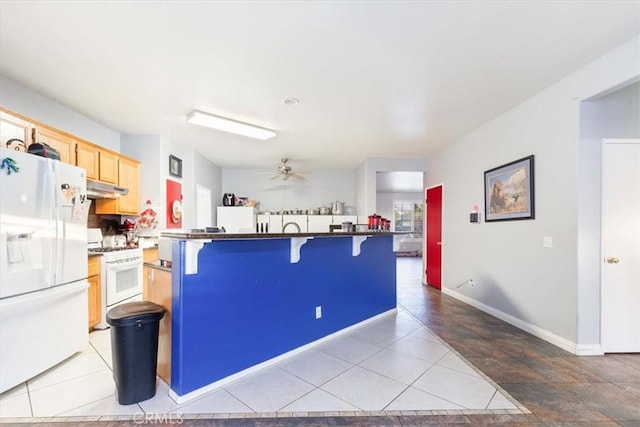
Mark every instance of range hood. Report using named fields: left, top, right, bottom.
left=86, top=179, right=129, bottom=199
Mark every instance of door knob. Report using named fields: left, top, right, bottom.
left=606, top=257, right=620, bottom=264
left=436, top=242, right=442, bottom=246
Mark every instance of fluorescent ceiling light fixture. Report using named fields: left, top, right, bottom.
left=186, top=110, right=276, bottom=140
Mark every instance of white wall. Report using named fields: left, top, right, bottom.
left=120, top=135, right=222, bottom=230
left=358, top=158, right=427, bottom=218
left=0, top=75, right=120, bottom=151
left=576, top=81, right=640, bottom=347
left=121, top=134, right=162, bottom=203
left=221, top=168, right=356, bottom=213
left=424, top=36, right=639, bottom=352
left=194, top=151, right=222, bottom=226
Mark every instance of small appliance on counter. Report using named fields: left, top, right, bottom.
left=222, top=193, right=236, bottom=206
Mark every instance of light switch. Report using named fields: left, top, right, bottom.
left=543, top=236, right=553, bottom=248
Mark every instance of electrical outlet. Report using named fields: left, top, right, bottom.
left=469, top=279, right=475, bottom=288
left=543, top=236, right=553, bottom=248
left=315, top=306, right=322, bottom=319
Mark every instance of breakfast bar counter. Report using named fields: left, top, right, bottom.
left=160, top=231, right=397, bottom=401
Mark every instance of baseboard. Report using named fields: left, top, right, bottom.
left=442, top=288, right=603, bottom=356
left=574, top=344, right=604, bottom=356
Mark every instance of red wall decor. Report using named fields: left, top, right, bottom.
left=166, top=179, right=183, bottom=229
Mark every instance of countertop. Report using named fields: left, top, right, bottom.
left=160, top=231, right=401, bottom=240
left=144, top=260, right=171, bottom=272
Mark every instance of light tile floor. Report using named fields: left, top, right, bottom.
left=0, top=259, right=525, bottom=422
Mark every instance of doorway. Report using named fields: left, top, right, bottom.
left=425, top=185, right=442, bottom=289
left=601, top=138, right=640, bottom=353
left=196, top=184, right=212, bottom=228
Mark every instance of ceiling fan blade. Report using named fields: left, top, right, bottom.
left=270, top=175, right=281, bottom=180
left=290, top=173, right=306, bottom=180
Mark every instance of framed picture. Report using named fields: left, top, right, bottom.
left=169, top=155, right=182, bottom=178
left=484, top=155, right=535, bottom=222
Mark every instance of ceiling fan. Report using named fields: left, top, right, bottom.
left=271, top=158, right=308, bottom=181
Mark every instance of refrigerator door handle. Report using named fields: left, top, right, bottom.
left=7, top=230, right=35, bottom=241
left=41, top=159, right=56, bottom=288
left=50, top=161, right=61, bottom=286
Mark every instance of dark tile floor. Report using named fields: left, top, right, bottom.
left=5, top=260, right=639, bottom=426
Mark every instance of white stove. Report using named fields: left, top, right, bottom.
left=88, top=229, right=143, bottom=329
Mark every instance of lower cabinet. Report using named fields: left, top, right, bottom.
left=307, top=215, right=332, bottom=233
left=88, top=256, right=101, bottom=330
left=144, top=266, right=172, bottom=385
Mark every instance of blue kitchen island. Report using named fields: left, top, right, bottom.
left=160, top=231, right=397, bottom=402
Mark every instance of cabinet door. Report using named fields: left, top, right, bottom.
left=76, top=142, right=99, bottom=180
left=87, top=257, right=101, bottom=330
left=95, top=156, right=140, bottom=215
left=98, top=151, right=118, bottom=184
left=308, top=215, right=333, bottom=233
left=88, top=275, right=101, bottom=329
left=146, top=267, right=172, bottom=385
left=269, top=215, right=283, bottom=233
left=0, top=111, right=32, bottom=152
left=282, top=215, right=308, bottom=232
left=34, top=127, right=76, bottom=164
left=117, top=157, right=139, bottom=214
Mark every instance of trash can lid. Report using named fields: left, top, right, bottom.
left=106, top=301, right=166, bottom=327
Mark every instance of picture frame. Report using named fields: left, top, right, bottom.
left=169, top=155, right=182, bottom=178
left=484, top=155, right=534, bottom=222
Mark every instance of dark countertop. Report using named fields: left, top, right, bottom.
left=160, top=231, right=401, bottom=240
left=144, top=260, right=171, bottom=272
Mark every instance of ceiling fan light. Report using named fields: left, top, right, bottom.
left=186, top=110, right=276, bottom=140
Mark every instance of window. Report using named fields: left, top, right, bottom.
left=393, top=200, right=423, bottom=235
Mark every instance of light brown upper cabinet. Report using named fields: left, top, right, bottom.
left=1, top=110, right=34, bottom=152
left=116, top=157, right=140, bottom=214
left=95, top=156, right=140, bottom=215
left=98, top=150, right=118, bottom=184
left=76, top=141, right=99, bottom=181
left=34, top=126, right=77, bottom=165
left=1, top=108, right=141, bottom=215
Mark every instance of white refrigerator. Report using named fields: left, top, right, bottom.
left=217, top=206, right=258, bottom=233
left=0, top=148, right=90, bottom=393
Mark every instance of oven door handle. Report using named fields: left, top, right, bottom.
left=107, top=260, right=142, bottom=272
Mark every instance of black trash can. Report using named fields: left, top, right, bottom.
left=106, top=301, right=166, bottom=405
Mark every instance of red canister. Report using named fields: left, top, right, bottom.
left=373, top=214, right=381, bottom=230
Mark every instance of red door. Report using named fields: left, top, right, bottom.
left=426, top=185, right=442, bottom=289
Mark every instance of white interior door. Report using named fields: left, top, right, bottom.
left=601, top=138, right=640, bottom=353
left=196, top=185, right=212, bottom=228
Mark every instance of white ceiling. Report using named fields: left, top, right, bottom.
left=1, top=1, right=638, bottom=171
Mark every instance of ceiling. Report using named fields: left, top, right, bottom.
left=0, top=1, right=638, bottom=171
